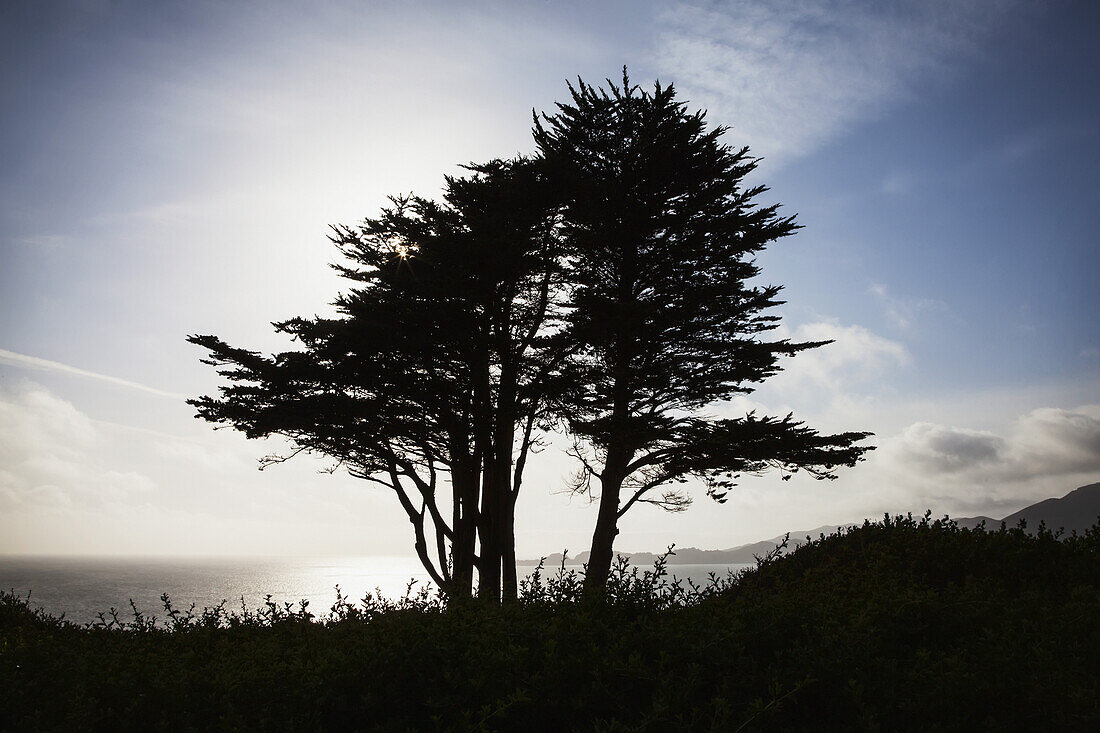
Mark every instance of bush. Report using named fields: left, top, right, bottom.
left=2, top=515, right=1097, bottom=731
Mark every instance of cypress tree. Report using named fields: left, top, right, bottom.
left=189, top=157, right=562, bottom=600
left=534, top=73, right=873, bottom=592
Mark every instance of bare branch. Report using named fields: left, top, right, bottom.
left=257, top=445, right=309, bottom=471
left=563, top=437, right=601, bottom=500
left=638, top=490, right=692, bottom=513
left=384, top=462, right=445, bottom=589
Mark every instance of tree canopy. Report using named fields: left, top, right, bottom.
left=189, top=157, right=564, bottom=600
left=535, top=73, right=871, bottom=590
left=189, top=72, right=872, bottom=600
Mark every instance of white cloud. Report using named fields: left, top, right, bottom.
left=656, top=0, right=1022, bottom=164
left=0, top=381, right=414, bottom=556
left=0, top=386, right=101, bottom=513
left=1011, top=406, right=1100, bottom=478
left=0, top=384, right=147, bottom=511
left=772, top=320, right=909, bottom=391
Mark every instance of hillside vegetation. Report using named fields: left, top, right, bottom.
left=3, top=515, right=1098, bottom=731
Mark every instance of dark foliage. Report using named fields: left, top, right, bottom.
left=4, top=517, right=1097, bottom=731
left=534, top=72, right=872, bottom=590
left=188, top=157, right=563, bottom=600
left=188, top=72, right=873, bottom=601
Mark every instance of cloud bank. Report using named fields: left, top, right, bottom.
left=894, top=406, right=1100, bottom=482
left=0, top=384, right=154, bottom=513
left=0, top=381, right=417, bottom=556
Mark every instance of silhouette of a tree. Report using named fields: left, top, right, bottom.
left=189, top=157, right=564, bottom=600
left=191, top=72, right=872, bottom=600
left=534, top=72, right=873, bottom=592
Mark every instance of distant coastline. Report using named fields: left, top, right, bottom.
left=521, top=482, right=1100, bottom=566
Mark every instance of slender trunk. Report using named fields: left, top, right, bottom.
left=586, top=279, right=634, bottom=596
left=471, top=318, right=500, bottom=601
left=501, top=494, right=518, bottom=600
left=386, top=465, right=448, bottom=590
left=477, top=461, right=502, bottom=601
left=411, top=528, right=446, bottom=590
left=583, top=446, right=629, bottom=594
left=494, top=356, right=519, bottom=602
left=449, top=457, right=478, bottom=599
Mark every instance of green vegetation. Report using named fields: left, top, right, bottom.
left=3, top=516, right=1098, bottom=731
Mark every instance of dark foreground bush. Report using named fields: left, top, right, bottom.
left=2, top=515, right=1098, bottom=731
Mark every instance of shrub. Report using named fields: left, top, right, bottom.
left=2, top=515, right=1097, bottom=730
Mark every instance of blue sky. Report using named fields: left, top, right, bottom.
left=2, top=0, right=1097, bottom=557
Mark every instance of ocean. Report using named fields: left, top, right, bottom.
left=0, top=556, right=751, bottom=625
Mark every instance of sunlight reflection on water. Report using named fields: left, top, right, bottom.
left=0, top=557, right=751, bottom=625
left=0, top=556, right=432, bottom=625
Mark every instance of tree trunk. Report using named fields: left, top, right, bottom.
left=495, top=359, right=519, bottom=602
left=585, top=299, right=635, bottom=596
left=583, top=253, right=637, bottom=596
left=583, top=446, right=629, bottom=595
left=449, top=458, right=478, bottom=599
left=501, top=494, right=518, bottom=601
left=477, top=464, right=502, bottom=601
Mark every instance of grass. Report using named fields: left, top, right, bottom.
left=2, top=514, right=1098, bottom=731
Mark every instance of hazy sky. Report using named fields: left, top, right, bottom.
left=2, top=0, right=1098, bottom=558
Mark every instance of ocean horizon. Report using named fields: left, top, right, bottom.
left=0, top=555, right=752, bottom=625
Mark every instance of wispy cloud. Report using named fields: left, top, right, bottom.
left=0, top=349, right=186, bottom=400
left=869, top=283, right=948, bottom=330
left=8, top=233, right=71, bottom=249
left=656, top=0, right=1022, bottom=165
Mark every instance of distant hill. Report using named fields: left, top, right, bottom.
left=951, top=482, right=1100, bottom=536
left=951, top=515, right=999, bottom=531
left=998, top=481, right=1100, bottom=535
left=521, top=482, right=1100, bottom=566
left=525, top=525, right=855, bottom=567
